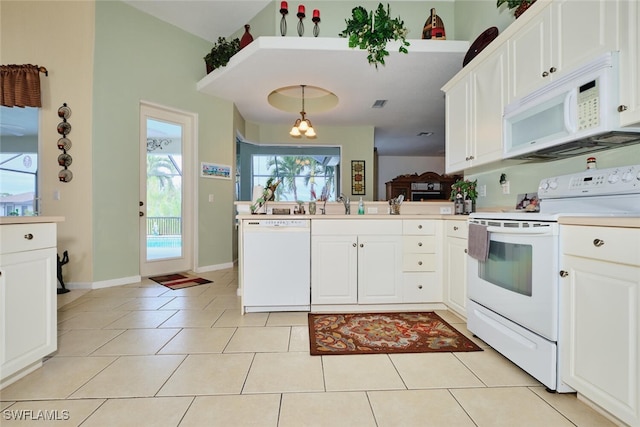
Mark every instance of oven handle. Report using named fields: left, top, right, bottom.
left=486, top=226, right=553, bottom=235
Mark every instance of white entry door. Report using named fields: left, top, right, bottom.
left=139, top=102, right=195, bottom=277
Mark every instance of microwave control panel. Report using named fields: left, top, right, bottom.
left=577, top=79, right=600, bottom=131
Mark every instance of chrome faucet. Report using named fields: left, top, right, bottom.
left=338, top=193, right=351, bottom=215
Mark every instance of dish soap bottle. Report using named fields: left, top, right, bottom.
left=358, top=197, right=365, bottom=215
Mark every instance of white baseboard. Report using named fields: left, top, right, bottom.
left=194, top=262, right=234, bottom=273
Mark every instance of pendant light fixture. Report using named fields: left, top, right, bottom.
left=290, top=85, right=316, bottom=138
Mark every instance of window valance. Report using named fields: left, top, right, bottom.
left=0, top=64, right=47, bottom=108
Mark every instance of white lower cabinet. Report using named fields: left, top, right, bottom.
left=311, top=220, right=402, bottom=305
left=443, top=220, right=468, bottom=318
left=402, top=220, right=443, bottom=303
left=1, top=222, right=58, bottom=388
left=560, top=225, right=640, bottom=426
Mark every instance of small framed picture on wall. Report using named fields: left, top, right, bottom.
left=201, top=162, right=231, bottom=179
left=351, top=160, right=365, bottom=195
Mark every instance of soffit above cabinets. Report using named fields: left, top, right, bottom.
left=197, top=37, right=469, bottom=156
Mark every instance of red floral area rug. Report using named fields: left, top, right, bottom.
left=308, top=312, right=482, bottom=355
left=149, top=273, right=212, bottom=290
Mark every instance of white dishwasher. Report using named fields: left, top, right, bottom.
left=242, top=218, right=310, bottom=312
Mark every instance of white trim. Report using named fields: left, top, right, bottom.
left=63, top=275, right=142, bottom=290
left=194, top=262, right=235, bottom=273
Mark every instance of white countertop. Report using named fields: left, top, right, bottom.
left=0, top=216, right=65, bottom=225
left=237, top=214, right=468, bottom=220
left=559, top=216, right=640, bottom=228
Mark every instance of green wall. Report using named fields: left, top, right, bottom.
left=469, top=145, right=640, bottom=209
left=235, top=1, right=456, bottom=41
left=93, top=1, right=235, bottom=280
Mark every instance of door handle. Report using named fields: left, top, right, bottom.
left=593, top=239, right=604, bottom=247
left=559, top=270, right=568, bottom=277
left=139, top=201, right=144, bottom=206
left=139, top=212, right=144, bottom=217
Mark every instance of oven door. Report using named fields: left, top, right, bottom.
left=467, top=221, right=559, bottom=341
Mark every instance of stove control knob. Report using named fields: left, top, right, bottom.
left=622, top=171, right=634, bottom=183
left=540, top=181, right=549, bottom=191
left=549, top=181, right=558, bottom=190
left=607, top=173, right=620, bottom=184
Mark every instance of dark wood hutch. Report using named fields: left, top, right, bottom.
left=385, top=171, right=461, bottom=201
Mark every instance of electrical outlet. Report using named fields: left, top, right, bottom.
left=367, top=207, right=378, bottom=214
left=479, top=184, right=487, bottom=197
left=502, top=181, right=510, bottom=195
left=208, top=194, right=214, bottom=203
left=440, top=206, right=452, bottom=214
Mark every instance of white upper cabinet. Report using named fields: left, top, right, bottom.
left=445, top=43, right=507, bottom=174
left=509, top=0, right=620, bottom=101
left=619, top=0, right=640, bottom=127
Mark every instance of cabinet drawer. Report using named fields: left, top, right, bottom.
left=403, top=236, right=437, bottom=253
left=403, top=272, right=442, bottom=302
left=0, top=223, right=57, bottom=255
left=312, top=220, right=401, bottom=236
left=403, top=253, right=436, bottom=272
left=402, top=220, right=436, bottom=235
left=562, top=225, right=640, bottom=266
left=446, top=221, right=468, bottom=239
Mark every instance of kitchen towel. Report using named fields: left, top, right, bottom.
left=468, top=223, right=490, bottom=261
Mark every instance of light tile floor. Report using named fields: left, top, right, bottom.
left=0, top=268, right=619, bottom=426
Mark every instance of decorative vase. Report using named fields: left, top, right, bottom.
left=240, top=25, right=253, bottom=49
left=422, top=8, right=446, bottom=40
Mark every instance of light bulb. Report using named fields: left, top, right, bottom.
left=305, top=126, right=316, bottom=138
left=298, top=119, right=309, bottom=132
left=290, top=126, right=301, bottom=137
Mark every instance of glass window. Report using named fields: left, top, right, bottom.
left=252, top=155, right=336, bottom=202
left=236, top=139, right=340, bottom=202
left=479, top=241, right=533, bottom=296
left=0, top=106, right=39, bottom=216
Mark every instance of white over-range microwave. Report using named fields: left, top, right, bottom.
left=503, top=52, right=640, bottom=161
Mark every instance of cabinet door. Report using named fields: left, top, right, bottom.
left=561, top=255, right=640, bottom=427
left=472, top=43, right=507, bottom=165
left=444, top=236, right=468, bottom=318
left=445, top=75, right=471, bottom=174
left=554, top=0, right=619, bottom=76
left=1, top=247, right=57, bottom=381
left=311, top=235, right=358, bottom=305
left=357, top=235, right=403, bottom=304
left=509, top=6, right=553, bottom=100
left=619, top=0, right=640, bottom=127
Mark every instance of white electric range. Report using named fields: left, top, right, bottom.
left=466, top=164, right=640, bottom=392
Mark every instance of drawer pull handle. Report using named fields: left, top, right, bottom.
left=418, top=225, right=423, bottom=229
left=559, top=270, right=569, bottom=278
left=418, top=242, right=423, bottom=247
left=593, top=239, right=605, bottom=247
left=360, top=243, right=364, bottom=248
left=418, top=285, right=423, bottom=289
left=352, top=243, right=357, bottom=247
left=542, top=71, right=549, bottom=77
left=453, top=226, right=459, bottom=231
left=464, top=249, right=468, bottom=253
left=418, top=261, right=423, bottom=266
left=24, top=233, right=34, bottom=240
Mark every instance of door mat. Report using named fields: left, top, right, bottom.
left=149, top=273, right=212, bottom=290
left=308, top=312, right=482, bottom=355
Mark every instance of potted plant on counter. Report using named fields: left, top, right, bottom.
left=204, top=36, right=241, bottom=74
left=450, top=178, right=478, bottom=214
left=340, top=3, right=409, bottom=68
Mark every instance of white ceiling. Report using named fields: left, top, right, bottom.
left=125, top=0, right=469, bottom=157
left=0, top=1, right=470, bottom=157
